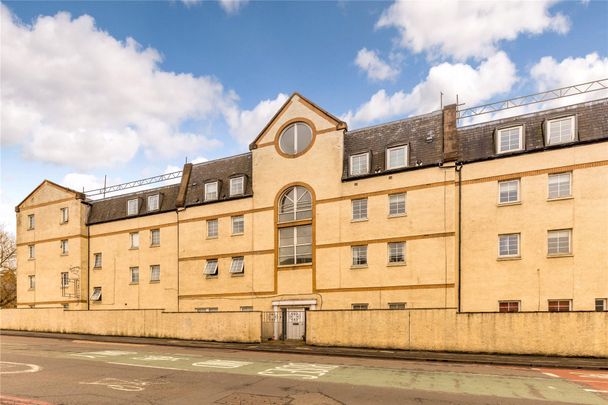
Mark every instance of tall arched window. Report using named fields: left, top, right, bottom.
left=278, top=186, right=313, bottom=266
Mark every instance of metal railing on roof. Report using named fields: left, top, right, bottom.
left=84, top=170, right=182, bottom=198
left=457, top=79, right=608, bottom=120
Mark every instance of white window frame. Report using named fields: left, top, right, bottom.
left=61, top=272, right=69, bottom=288
left=240, top=306, right=253, bottom=312
left=548, top=299, right=572, bottom=312
left=60, top=239, right=69, bottom=255
left=150, top=229, right=160, bottom=246
left=27, top=214, right=35, bottom=230
left=231, top=215, right=244, bottom=235
left=388, top=193, right=406, bottom=216
left=90, top=287, right=102, bottom=301
left=547, top=229, right=572, bottom=256
left=28, top=275, right=35, bottom=290
left=498, top=179, right=520, bottom=204
left=28, top=244, right=35, bottom=259
left=498, top=233, right=520, bottom=258
left=595, top=298, right=607, bottom=312
left=386, top=145, right=408, bottom=169
left=205, top=182, right=219, bottom=201
left=130, top=232, right=140, bottom=249
left=278, top=186, right=312, bottom=223
left=94, top=253, right=102, bottom=268
left=279, top=122, right=313, bottom=155
left=548, top=172, right=572, bottom=199
left=496, top=125, right=524, bottom=154
left=230, top=256, right=244, bottom=274
left=150, top=265, right=160, bottom=282
left=204, top=259, right=219, bottom=276
left=278, top=225, right=312, bottom=266
left=388, top=242, right=406, bottom=264
left=351, top=303, right=369, bottom=310
left=147, top=194, right=160, bottom=212
left=351, top=245, right=368, bottom=267
left=130, top=267, right=139, bottom=284
left=229, top=176, right=245, bottom=196
left=350, top=153, right=369, bottom=176
left=60, top=207, right=69, bottom=223
left=546, top=116, right=576, bottom=145
left=207, top=219, right=218, bottom=238
left=351, top=198, right=368, bottom=221
left=127, top=199, right=138, bottom=216
left=499, top=301, right=520, bottom=313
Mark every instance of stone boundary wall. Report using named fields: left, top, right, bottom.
left=0, top=308, right=262, bottom=343
left=306, top=309, right=608, bottom=357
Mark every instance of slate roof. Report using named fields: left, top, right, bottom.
left=458, top=99, right=608, bottom=162
left=342, top=110, right=444, bottom=179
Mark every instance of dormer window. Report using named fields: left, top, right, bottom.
left=546, top=116, right=575, bottom=145
left=127, top=199, right=138, bottom=216
left=350, top=152, right=369, bottom=176
left=496, top=126, right=523, bottom=154
left=386, top=145, right=408, bottom=169
left=205, top=182, right=219, bottom=201
left=147, top=194, right=159, bottom=212
left=230, top=176, right=245, bottom=196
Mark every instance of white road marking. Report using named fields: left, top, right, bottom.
left=72, top=340, right=145, bottom=347
left=80, top=378, right=155, bottom=392
left=0, top=361, right=42, bottom=374
left=542, top=372, right=559, bottom=378
left=584, top=389, right=608, bottom=393
left=192, top=360, right=252, bottom=369
left=107, top=361, right=186, bottom=371
left=71, top=350, right=137, bottom=359
left=258, top=363, right=339, bottom=380
left=132, top=355, right=187, bottom=362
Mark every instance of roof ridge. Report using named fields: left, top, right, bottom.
left=88, top=182, right=180, bottom=203
left=346, top=109, right=443, bottom=135
left=191, top=152, right=252, bottom=168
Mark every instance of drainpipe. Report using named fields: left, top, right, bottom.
left=456, top=162, right=463, bottom=313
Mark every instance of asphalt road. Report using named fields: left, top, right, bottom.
left=1, top=335, right=606, bottom=405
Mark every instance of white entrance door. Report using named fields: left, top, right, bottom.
left=285, top=308, right=306, bottom=340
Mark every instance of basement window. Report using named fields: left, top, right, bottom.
left=388, top=302, right=406, bottom=310
left=90, top=287, right=102, bottom=301
left=240, top=306, right=253, bottom=312
left=548, top=299, right=571, bottom=312
left=499, top=301, right=520, bottom=312
left=204, top=259, right=218, bottom=276
left=595, top=298, right=607, bottom=312
left=351, top=303, right=369, bottom=310
left=196, top=307, right=218, bottom=312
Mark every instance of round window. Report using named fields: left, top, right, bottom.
left=278, top=122, right=313, bottom=155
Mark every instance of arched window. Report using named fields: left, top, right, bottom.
left=277, top=186, right=313, bottom=266
left=278, top=122, right=313, bottom=155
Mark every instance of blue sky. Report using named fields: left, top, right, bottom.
left=1, top=0, right=607, bottom=233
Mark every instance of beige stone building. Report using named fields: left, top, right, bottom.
left=15, top=94, right=608, bottom=327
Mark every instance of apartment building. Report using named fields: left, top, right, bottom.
left=15, top=94, right=608, bottom=317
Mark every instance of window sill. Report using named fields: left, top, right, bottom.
left=129, top=282, right=139, bottom=285
left=497, top=201, right=521, bottom=207
left=60, top=221, right=68, bottom=225
left=150, top=244, right=160, bottom=248
left=547, top=196, right=573, bottom=202
left=497, top=256, right=521, bottom=261
left=231, top=233, right=244, bottom=237
left=547, top=253, right=573, bottom=258
left=206, top=236, right=218, bottom=240
left=27, top=228, right=34, bottom=231
left=205, top=275, right=218, bottom=279
left=28, top=288, right=35, bottom=291
left=129, top=247, right=139, bottom=250
left=350, top=265, right=368, bottom=269
left=388, top=213, right=407, bottom=218
left=28, top=258, right=35, bottom=261
left=387, top=262, right=407, bottom=267
left=60, top=253, right=69, bottom=256
left=231, top=272, right=244, bottom=277
left=93, top=266, right=102, bottom=270
left=150, top=280, right=160, bottom=284
left=351, top=218, right=368, bottom=223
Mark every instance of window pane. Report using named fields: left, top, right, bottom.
left=279, top=125, right=296, bottom=154
left=548, top=230, right=571, bottom=254
left=389, top=193, right=406, bottom=215
left=352, top=199, right=368, bottom=220
left=499, top=180, right=519, bottom=203
left=548, top=173, right=571, bottom=199
left=230, top=177, right=244, bottom=196
left=295, top=123, right=312, bottom=153
left=127, top=199, right=138, bottom=215
left=147, top=195, right=159, bottom=211
left=388, top=242, right=405, bottom=263
left=498, top=127, right=522, bottom=153
left=352, top=246, right=368, bottom=266
left=548, top=117, right=574, bottom=145
left=350, top=153, right=369, bottom=175
left=387, top=146, right=406, bottom=168
left=207, top=220, right=218, bottom=237
left=499, top=234, right=519, bottom=257
left=232, top=216, right=244, bottom=234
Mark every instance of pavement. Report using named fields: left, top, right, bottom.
left=1, top=329, right=607, bottom=370
left=1, top=334, right=608, bottom=404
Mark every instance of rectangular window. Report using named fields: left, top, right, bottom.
left=350, top=153, right=369, bottom=176
left=127, top=199, right=138, bottom=216
left=546, top=116, right=575, bottom=145
left=27, top=214, right=35, bottom=230
left=240, top=306, right=253, bottom=312
left=231, top=215, right=244, bottom=235
left=388, top=302, right=406, bottom=310
left=230, top=176, right=245, bottom=196
left=595, top=298, right=607, bottom=312
left=207, top=219, right=218, bottom=238
left=147, top=194, right=159, bottom=212
left=388, top=242, right=405, bottom=263
left=28, top=275, right=35, bottom=290
left=94, top=253, right=102, bottom=268
left=278, top=225, right=312, bottom=266
left=60, top=239, right=69, bottom=255
left=548, top=229, right=572, bottom=255
left=351, top=303, right=369, bottom=310
left=351, top=245, right=368, bottom=267
left=61, top=272, right=69, bottom=287
left=498, top=234, right=520, bottom=258
left=230, top=256, right=244, bottom=274
left=386, top=145, right=408, bottom=169
left=496, top=126, right=523, bottom=153
left=130, top=232, right=140, bottom=249
left=205, top=182, right=219, bottom=201
left=204, top=259, right=219, bottom=276
left=499, top=301, right=520, bottom=313
left=90, top=287, right=102, bottom=301
left=548, top=299, right=571, bottom=312
left=548, top=172, right=571, bottom=199
left=28, top=244, right=35, bottom=259
left=196, top=307, right=218, bottom=312
left=352, top=198, right=368, bottom=221
left=130, top=267, right=139, bottom=284
left=388, top=193, right=406, bottom=216
left=498, top=179, right=520, bottom=204
left=150, top=229, right=160, bottom=246
left=60, top=207, right=69, bottom=223
left=150, top=265, right=160, bottom=282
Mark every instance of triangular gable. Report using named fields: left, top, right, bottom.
left=249, top=92, right=347, bottom=150
left=16, top=180, right=85, bottom=212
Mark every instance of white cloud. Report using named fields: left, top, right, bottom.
left=0, top=188, right=16, bottom=236
left=342, top=51, right=518, bottom=128
left=180, top=0, right=201, bottom=7
left=531, top=52, right=608, bottom=91
left=218, top=0, right=249, bottom=14
left=225, top=93, right=289, bottom=145
left=61, top=173, right=107, bottom=192
left=355, top=48, right=400, bottom=81
left=0, top=6, right=231, bottom=170
left=376, top=1, right=569, bottom=60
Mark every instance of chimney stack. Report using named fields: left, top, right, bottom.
left=442, top=104, right=458, bottom=162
